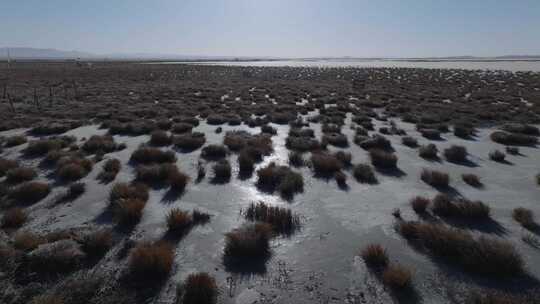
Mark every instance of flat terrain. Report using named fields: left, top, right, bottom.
left=0, top=62, right=540, bottom=304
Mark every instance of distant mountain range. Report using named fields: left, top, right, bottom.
left=1, top=47, right=540, bottom=61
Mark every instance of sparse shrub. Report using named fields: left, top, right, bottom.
left=14, top=231, right=46, bottom=251
left=238, top=150, right=255, bottom=173
left=369, top=149, right=397, bottom=169
left=256, top=163, right=304, bottom=197
left=169, top=169, right=189, bottom=192
left=244, top=201, right=300, bottom=234
left=420, top=128, right=441, bottom=140
left=97, top=158, right=121, bottom=182
left=505, top=146, right=519, bottom=155
left=432, top=195, right=490, bottom=219
left=285, top=135, right=322, bottom=151
left=395, top=222, right=523, bottom=276
left=30, top=295, right=64, bottom=304
left=224, top=223, right=273, bottom=258
left=444, top=145, right=468, bottom=162
left=401, top=136, right=418, bottom=147
left=454, top=125, right=473, bottom=138
left=490, top=131, right=537, bottom=146
left=192, top=209, right=211, bottom=224
left=129, top=241, right=174, bottom=279
left=115, top=198, right=146, bottom=225
left=136, top=163, right=176, bottom=184
left=421, top=169, right=449, bottom=187
left=311, top=153, right=342, bottom=175
left=81, top=229, right=113, bottom=258
left=322, top=133, right=349, bottom=147
left=24, top=138, right=70, bottom=156
left=419, top=143, right=438, bottom=159
left=462, top=173, right=482, bottom=187
left=489, top=150, right=506, bottom=162
left=174, top=132, right=206, bottom=151
left=0, top=157, right=18, bottom=176
left=1, top=207, right=28, bottom=229
left=211, top=159, right=231, bottom=181
left=360, top=244, right=388, bottom=268
left=5, top=135, right=27, bottom=147
left=410, top=196, right=430, bottom=214
left=82, top=135, right=118, bottom=154
left=353, top=163, right=377, bottom=184
left=130, top=147, right=176, bottom=164
left=57, top=159, right=92, bottom=181
left=358, top=135, right=392, bottom=151
left=9, top=181, right=51, bottom=203
left=6, top=167, right=37, bottom=183
left=288, top=151, right=304, bottom=167
left=178, top=272, right=218, bottom=304
left=171, top=123, right=194, bottom=134
left=334, top=151, right=352, bottom=166
left=109, top=182, right=149, bottom=205
left=66, top=182, right=86, bottom=200
left=261, top=124, right=277, bottom=135
left=512, top=208, right=535, bottom=229
left=166, top=208, right=193, bottom=233
left=201, top=144, right=228, bottom=159
left=537, top=173, right=540, bottom=186
left=335, top=171, right=347, bottom=186
left=382, top=264, right=413, bottom=290
left=150, top=130, right=172, bottom=146
left=501, top=123, right=540, bottom=136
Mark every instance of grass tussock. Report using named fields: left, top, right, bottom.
left=369, top=149, right=398, bottom=169
left=401, top=136, right=418, bottom=147
left=14, top=231, right=46, bottom=251
left=360, top=244, right=388, bottom=268
left=491, top=131, right=537, bottom=146
left=24, top=137, right=73, bottom=156
left=334, top=151, right=352, bottom=167
left=382, top=264, right=413, bottom=290
left=150, top=130, right=173, bottom=146
left=256, top=162, right=304, bottom=197
left=0, top=157, right=18, bottom=176
left=489, top=150, right=506, bottom=162
left=172, top=122, right=194, bottom=134
left=310, top=153, right=342, bottom=175
left=353, top=163, right=378, bottom=184
left=174, top=132, right=206, bottom=151
left=444, top=145, right=468, bottom=162
left=322, top=132, right=349, bottom=147
left=462, top=173, right=482, bottom=187
left=212, top=160, right=232, bottom=181
left=357, top=135, right=392, bottom=151
left=201, top=144, right=228, bottom=159
left=9, top=181, right=51, bottom=203
left=81, top=135, right=119, bottom=154
left=81, top=229, right=113, bottom=258
left=224, top=223, right=273, bottom=258
left=1, top=207, right=28, bottom=229
left=129, top=241, right=174, bottom=279
left=512, top=207, right=535, bottom=229
left=421, top=168, right=450, bottom=188
left=130, top=146, right=176, bottom=164
left=178, top=272, right=218, bottom=304
left=238, top=150, right=255, bottom=173
left=244, top=201, right=300, bottom=234
left=5, top=135, right=27, bottom=147
left=288, top=151, right=305, bottom=167
left=395, top=221, right=523, bottom=276
left=166, top=208, right=193, bottom=233
left=97, top=158, right=121, bottom=183
left=56, top=156, right=93, bottom=181
left=432, top=194, right=490, bottom=219
left=410, top=196, right=430, bottom=214
left=109, top=182, right=149, bottom=206
left=419, top=143, right=438, bottom=159
left=6, top=167, right=37, bottom=183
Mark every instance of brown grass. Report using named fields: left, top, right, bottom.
left=360, top=244, right=388, bottom=268
left=109, top=182, right=149, bottom=205
left=369, top=149, right=398, bottom=169
left=311, top=153, right=342, bottom=175
left=14, top=231, right=46, bottom=251
left=57, top=158, right=92, bottom=181
left=256, top=163, right=304, bottom=197
left=288, top=151, right=305, bottom=167
left=150, top=130, right=172, bottom=146
left=9, top=181, right=51, bottom=203
left=114, top=198, right=146, bottom=225
left=201, top=144, right=228, bottom=159
left=166, top=208, right=193, bottom=233
left=174, top=132, right=206, bottom=151
left=5, top=135, right=27, bottom=147
left=489, top=150, right=506, bottom=162
left=432, top=195, right=490, bottom=219
left=490, top=131, right=538, bottom=146
left=6, top=167, right=37, bottom=183
left=444, top=145, right=468, bottom=162
left=0, top=157, right=18, bottom=176
left=130, top=146, right=176, bottom=163
left=353, top=163, right=378, bottom=184
left=97, top=158, right=121, bottom=182
left=129, top=241, right=174, bottom=279
left=410, top=196, right=430, bottom=214
left=178, top=272, right=218, bottom=304
left=512, top=207, right=535, bottom=229
left=1, top=207, right=28, bottom=229
left=382, top=264, right=413, bottom=290
left=82, top=135, right=118, bottom=154
left=212, top=160, right=232, bottom=181
left=419, top=143, right=438, bottom=159
left=224, top=223, right=273, bottom=258
left=81, top=229, right=113, bottom=258
left=421, top=168, right=449, bottom=187
left=244, top=201, right=300, bottom=234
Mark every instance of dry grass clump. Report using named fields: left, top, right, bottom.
left=192, top=209, right=211, bottom=224
left=432, top=194, right=490, bottom=219
left=1, top=207, right=28, bottom=229
left=501, top=123, right=540, bottom=136
left=201, top=144, right=228, bottom=159
left=81, top=229, right=113, bottom=258
left=212, top=160, right=232, bottom=181
left=421, top=168, right=449, bottom=188
left=322, top=132, right=349, bottom=147
left=489, top=150, right=506, bottom=162
left=505, top=146, right=519, bottom=155
left=60, top=182, right=86, bottom=201
left=174, top=132, right=206, bottom=151
left=5, top=135, right=27, bottom=147
left=166, top=208, right=193, bottom=233
left=288, top=151, right=305, bottom=167
left=420, top=128, right=441, bottom=140
left=238, top=150, right=255, bottom=173
left=357, top=135, right=392, bottom=151
left=256, top=162, right=304, bottom=197
left=224, top=223, right=273, bottom=258
left=109, top=183, right=149, bottom=225
left=56, top=156, right=93, bottom=181
left=30, top=294, right=65, bottom=304
left=171, top=122, right=194, bottom=134
left=334, top=151, right=352, bottom=167
left=6, top=167, right=37, bottom=183
left=310, top=153, right=342, bottom=175
left=454, top=125, right=473, bottom=138
left=115, top=198, right=146, bottom=225
left=97, top=158, right=121, bottom=183
left=382, top=264, right=413, bottom=290
left=462, top=173, right=482, bottom=187
left=0, top=157, right=18, bottom=176
left=130, top=146, right=176, bottom=164
left=512, top=207, right=535, bottom=229
left=285, top=135, right=323, bottom=152
left=410, top=196, right=430, bottom=214
left=466, top=291, right=533, bottom=304
left=136, top=163, right=177, bottom=184
left=178, top=272, right=218, bottom=304
left=444, top=145, right=468, bottom=162
left=401, top=136, right=418, bottom=147
left=9, top=181, right=51, bottom=203
left=129, top=241, right=174, bottom=279
left=24, top=137, right=73, bottom=156
left=149, top=130, right=173, bottom=146
left=490, top=131, right=537, bottom=146
left=334, top=171, right=347, bottom=186
left=14, top=231, right=46, bottom=251
left=81, top=135, right=118, bottom=154
left=369, top=149, right=398, bottom=169
left=261, top=124, right=277, bottom=135
left=395, top=221, right=523, bottom=276
left=244, top=201, right=300, bottom=234
left=360, top=244, right=388, bottom=268
left=418, top=143, right=438, bottom=159
left=353, top=163, right=378, bottom=184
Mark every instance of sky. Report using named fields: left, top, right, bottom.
left=1, top=0, right=540, bottom=58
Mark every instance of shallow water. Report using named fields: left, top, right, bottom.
left=153, top=59, right=540, bottom=72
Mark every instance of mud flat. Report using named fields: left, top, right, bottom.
left=0, top=62, right=539, bottom=304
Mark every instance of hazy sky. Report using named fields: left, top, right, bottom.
left=2, top=0, right=540, bottom=57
